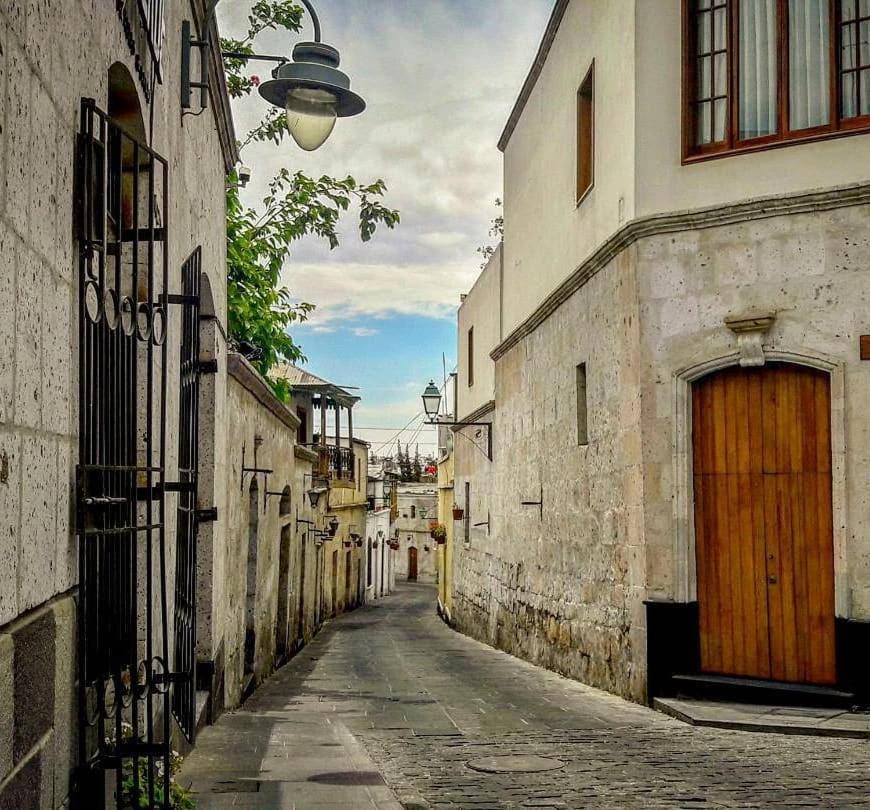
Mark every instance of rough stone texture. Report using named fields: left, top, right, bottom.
left=18, top=435, right=56, bottom=614
left=0, top=430, right=19, bottom=625
left=50, top=597, right=74, bottom=807
left=12, top=608, right=55, bottom=764
left=0, top=0, right=234, bottom=803
left=453, top=200, right=870, bottom=705
left=0, top=634, right=13, bottom=782
left=636, top=206, right=870, bottom=621
left=453, top=246, right=645, bottom=702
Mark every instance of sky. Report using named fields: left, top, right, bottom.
left=218, top=0, right=552, bottom=457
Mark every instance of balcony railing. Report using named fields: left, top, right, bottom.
left=306, top=444, right=355, bottom=482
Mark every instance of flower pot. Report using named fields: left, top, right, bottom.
left=452, top=506, right=464, bottom=520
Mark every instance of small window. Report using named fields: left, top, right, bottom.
left=297, top=407, right=307, bottom=444
left=464, top=482, right=471, bottom=543
left=577, top=63, right=595, bottom=203
left=467, top=327, right=475, bottom=387
left=410, top=505, right=416, bottom=518
left=577, top=363, right=588, bottom=445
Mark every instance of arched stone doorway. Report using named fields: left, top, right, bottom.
left=692, top=362, right=835, bottom=684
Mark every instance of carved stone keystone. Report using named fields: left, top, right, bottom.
left=724, top=312, right=776, bottom=367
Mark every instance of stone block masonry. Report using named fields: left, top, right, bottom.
left=452, top=191, right=870, bottom=705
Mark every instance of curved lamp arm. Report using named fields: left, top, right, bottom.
left=204, top=0, right=322, bottom=42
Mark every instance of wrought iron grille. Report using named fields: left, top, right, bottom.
left=116, top=0, right=165, bottom=98
left=171, top=248, right=201, bottom=743
left=75, top=97, right=172, bottom=809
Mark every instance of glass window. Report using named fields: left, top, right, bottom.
left=739, top=0, right=778, bottom=139
left=577, top=64, right=595, bottom=200
left=790, top=0, right=832, bottom=129
left=693, top=0, right=730, bottom=145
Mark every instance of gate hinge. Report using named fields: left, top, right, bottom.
left=196, top=507, right=218, bottom=523
left=198, top=359, right=218, bottom=375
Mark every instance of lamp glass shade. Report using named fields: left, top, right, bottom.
left=285, top=87, right=338, bottom=151
left=328, top=517, right=340, bottom=537
left=422, top=381, right=441, bottom=420
left=307, top=488, right=321, bottom=508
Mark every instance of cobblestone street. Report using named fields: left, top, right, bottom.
left=180, top=584, right=870, bottom=808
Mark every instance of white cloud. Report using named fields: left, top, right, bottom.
left=217, top=0, right=551, bottom=322
left=351, top=327, right=380, bottom=337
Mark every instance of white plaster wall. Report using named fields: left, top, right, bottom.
left=633, top=1, right=870, bottom=219
left=457, top=245, right=500, bottom=419
left=501, top=0, right=636, bottom=336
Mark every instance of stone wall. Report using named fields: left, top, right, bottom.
left=452, top=247, right=646, bottom=702
left=0, top=0, right=231, bottom=804
left=635, top=202, right=870, bottom=620
left=219, top=355, right=311, bottom=710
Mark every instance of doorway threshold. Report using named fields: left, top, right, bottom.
left=655, top=697, right=870, bottom=739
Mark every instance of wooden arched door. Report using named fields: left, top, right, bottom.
left=692, top=363, right=836, bottom=685
left=408, top=547, right=418, bottom=581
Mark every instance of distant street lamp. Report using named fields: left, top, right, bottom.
left=420, top=381, right=493, bottom=462
left=185, top=0, right=366, bottom=151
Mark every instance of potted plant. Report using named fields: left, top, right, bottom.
left=452, top=504, right=464, bottom=521
left=430, top=523, right=447, bottom=545
left=343, top=538, right=352, bottom=549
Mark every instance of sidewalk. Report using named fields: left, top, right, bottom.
left=178, top=626, right=403, bottom=809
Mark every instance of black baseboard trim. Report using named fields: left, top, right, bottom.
left=646, top=602, right=870, bottom=706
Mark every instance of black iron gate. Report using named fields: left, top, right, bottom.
left=75, top=97, right=194, bottom=809
left=171, top=248, right=201, bottom=742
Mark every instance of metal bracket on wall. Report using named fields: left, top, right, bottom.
left=240, top=442, right=273, bottom=495
left=196, top=507, right=218, bottom=523
left=521, top=486, right=544, bottom=521
left=473, top=511, right=491, bottom=535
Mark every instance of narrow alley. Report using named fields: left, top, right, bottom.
left=181, top=585, right=870, bottom=809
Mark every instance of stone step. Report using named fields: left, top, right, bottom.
left=671, top=673, right=855, bottom=709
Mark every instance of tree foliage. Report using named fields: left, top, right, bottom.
left=476, top=197, right=503, bottom=269
left=223, top=1, right=400, bottom=395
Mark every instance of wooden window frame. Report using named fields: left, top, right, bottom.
left=576, top=61, right=595, bottom=205
left=682, top=0, right=870, bottom=163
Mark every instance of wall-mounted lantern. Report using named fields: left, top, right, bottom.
left=327, top=516, right=340, bottom=537
left=183, top=0, right=365, bottom=152
left=421, top=381, right=493, bottom=461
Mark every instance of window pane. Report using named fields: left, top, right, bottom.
left=714, top=98, right=728, bottom=139
left=789, top=0, right=831, bottom=130
left=843, top=23, right=857, bottom=69
left=698, top=10, right=712, bottom=53
left=842, top=0, right=857, bottom=19
left=739, top=0, right=778, bottom=138
left=714, top=7, right=728, bottom=49
left=843, top=70, right=858, bottom=116
left=698, top=56, right=712, bottom=97
left=697, top=101, right=713, bottom=143
left=861, top=20, right=870, bottom=64
left=861, top=0, right=870, bottom=15
left=862, top=68, right=870, bottom=113
left=715, top=52, right=728, bottom=94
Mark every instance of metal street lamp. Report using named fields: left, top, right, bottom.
left=185, top=0, right=365, bottom=151
left=420, top=381, right=494, bottom=461
left=422, top=381, right=442, bottom=420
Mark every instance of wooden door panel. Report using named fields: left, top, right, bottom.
left=694, top=363, right=835, bottom=685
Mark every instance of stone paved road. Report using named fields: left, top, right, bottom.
left=181, top=584, right=870, bottom=808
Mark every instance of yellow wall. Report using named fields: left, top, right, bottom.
left=437, top=446, right=455, bottom=619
